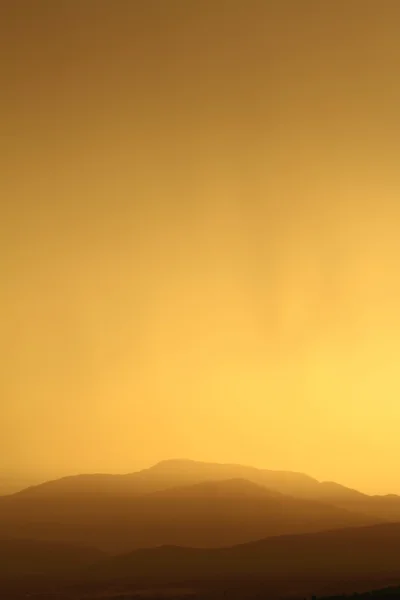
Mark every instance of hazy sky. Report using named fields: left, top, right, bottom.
left=2, top=1, right=400, bottom=494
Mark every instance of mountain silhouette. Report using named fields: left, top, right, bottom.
left=2, top=477, right=400, bottom=600
left=8, top=459, right=320, bottom=499
left=0, top=475, right=380, bottom=552
left=7, top=459, right=400, bottom=524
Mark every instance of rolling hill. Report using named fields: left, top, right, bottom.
left=79, top=523, right=400, bottom=598
left=3, top=524, right=400, bottom=599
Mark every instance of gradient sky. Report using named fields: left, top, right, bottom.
left=2, top=1, right=400, bottom=494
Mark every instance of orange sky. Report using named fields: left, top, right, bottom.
left=2, top=1, right=400, bottom=494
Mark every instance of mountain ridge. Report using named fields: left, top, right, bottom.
left=0, top=474, right=380, bottom=552
left=5, top=459, right=397, bottom=505
left=0, top=459, right=356, bottom=499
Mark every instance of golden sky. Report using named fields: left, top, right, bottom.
left=2, top=1, right=400, bottom=494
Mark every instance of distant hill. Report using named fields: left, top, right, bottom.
left=0, top=477, right=379, bottom=552
left=312, top=481, right=400, bottom=522
left=8, top=459, right=400, bottom=524
left=9, top=459, right=321, bottom=499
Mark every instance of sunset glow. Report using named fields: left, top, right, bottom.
left=2, top=1, right=400, bottom=494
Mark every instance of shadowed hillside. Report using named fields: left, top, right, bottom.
left=74, top=523, right=400, bottom=598
left=82, top=522, right=400, bottom=584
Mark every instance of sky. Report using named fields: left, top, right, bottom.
left=2, top=0, right=400, bottom=494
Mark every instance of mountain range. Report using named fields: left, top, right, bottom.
left=0, top=459, right=392, bottom=552
left=6, top=458, right=400, bottom=519
left=3, top=459, right=400, bottom=598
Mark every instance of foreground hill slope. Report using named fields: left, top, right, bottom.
left=3, top=525, right=400, bottom=599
